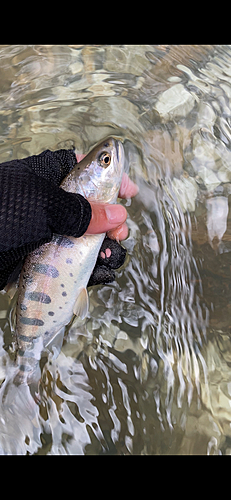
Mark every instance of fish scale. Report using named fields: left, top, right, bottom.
left=14, top=137, right=124, bottom=385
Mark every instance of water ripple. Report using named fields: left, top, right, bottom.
left=0, top=45, right=231, bottom=453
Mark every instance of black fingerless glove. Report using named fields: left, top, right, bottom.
left=88, top=237, right=127, bottom=287
left=25, top=148, right=77, bottom=185
left=0, top=149, right=91, bottom=289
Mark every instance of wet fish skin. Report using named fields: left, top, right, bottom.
left=15, top=137, right=125, bottom=384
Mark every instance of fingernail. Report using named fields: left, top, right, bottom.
left=105, top=205, right=127, bottom=224
left=107, top=224, right=124, bottom=241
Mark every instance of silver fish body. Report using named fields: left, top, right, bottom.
left=15, top=137, right=124, bottom=383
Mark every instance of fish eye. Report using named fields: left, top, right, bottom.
left=98, top=152, right=111, bottom=168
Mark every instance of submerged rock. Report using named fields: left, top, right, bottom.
left=154, top=84, right=195, bottom=121
left=172, top=175, right=198, bottom=212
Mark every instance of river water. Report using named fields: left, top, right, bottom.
left=0, top=45, right=231, bottom=454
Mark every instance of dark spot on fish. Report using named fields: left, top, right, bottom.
left=25, top=292, right=51, bottom=304
left=59, top=306, right=62, bottom=309
left=20, top=303, right=27, bottom=311
left=61, top=284, right=65, bottom=288
left=19, top=317, right=44, bottom=326
left=18, top=349, right=35, bottom=358
left=66, top=258, right=73, bottom=264
left=36, top=248, right=44, bottom=256
left=18, top=334, right=39, bottom=342
left=23, top=275, right=33, bottom=286
left=55, top=236, right=74, bottom=248
left=48, top=311, right=54, bottom=316
left=62, top=291, right=67, bottom=297
left=80, top=251, right=83, bottom=256
left=104, top=142, right=109, bottom=147
left=53, top=320, right=57, bottom=323
left=19, top=364, right=32, bottom=372
left=69, top=273, right=73, bottom=277
left=34, top=263, right=59, bottom=278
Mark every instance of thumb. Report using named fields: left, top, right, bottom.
left=85, top=202, right=127, bottom=235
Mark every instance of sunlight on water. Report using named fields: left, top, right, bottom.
left=1, top=45, right=231, bottom=453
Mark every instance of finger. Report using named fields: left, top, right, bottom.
left=107, top=222, right=128, bottom=241
left=119, top=172, right=139, bottom=199
left=76, top=153, right=86, bottom=163
left=85, top=203, right=127, bottom=235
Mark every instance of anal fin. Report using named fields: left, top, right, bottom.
left=73, top=288, right=89, bottom=320
left=44, top=326, right=66, bottom=358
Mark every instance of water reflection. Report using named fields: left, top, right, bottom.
left=0, top=45, right=231, bottom=453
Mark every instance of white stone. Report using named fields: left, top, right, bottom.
left=69, top=60, right=83, bottom=74
left=197, top=102, right=216, bottom=127
left=155, top=83, right=195, bottom=120
left=197, top=166, right=221, bottom=190
left=172, top=175, right=198, bottom=212
left=206, top=196, right=229, bottom=244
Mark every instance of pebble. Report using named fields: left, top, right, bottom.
left=206, top=196, right=229, bottom=245
left=154, top=83, right=195, bottom=121
left=69, top=61, right=83, bottom=74
left=172, top=175, right=198, bottom=212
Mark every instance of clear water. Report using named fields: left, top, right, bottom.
left=0, top=45, right=231, bottom=454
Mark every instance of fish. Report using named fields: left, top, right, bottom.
left=14, top=137, right=125, bottom=386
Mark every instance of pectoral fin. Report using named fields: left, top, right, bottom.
left=4, top=281, right=18, bottom=300
left=73, top=287, right=89, bottom=320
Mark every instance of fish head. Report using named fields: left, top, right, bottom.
left=62, top=137, right=124, bottom=204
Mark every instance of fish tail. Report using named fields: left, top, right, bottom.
left=13, top=355, right=41, bottom=400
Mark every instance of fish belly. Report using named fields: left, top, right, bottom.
left=15, top=232, right=104, bottom=380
